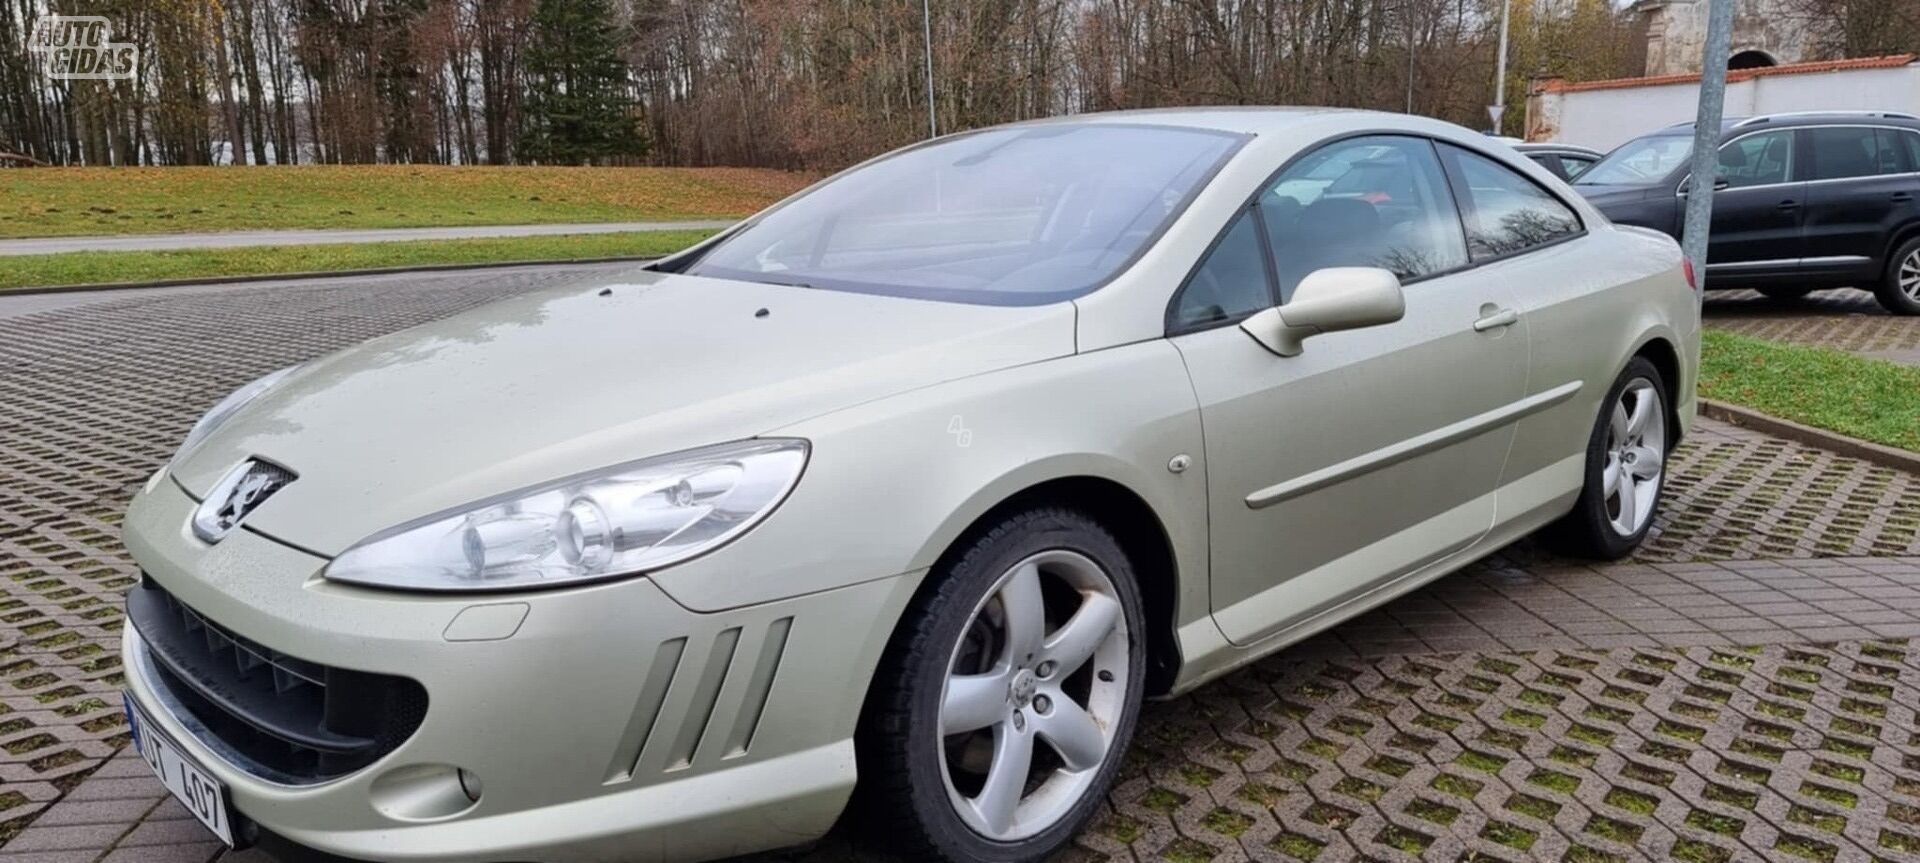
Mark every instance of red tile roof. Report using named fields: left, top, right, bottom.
left=1537, top=54, right=1917, bottom=94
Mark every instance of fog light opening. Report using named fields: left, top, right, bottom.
left=369, top=764, right=482, bottom=822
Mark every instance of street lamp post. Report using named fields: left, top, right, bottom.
left=1681, top=0, right=1735, bottom=305
left=1490, top=0, right=1511, bottom=133
left=922, top=0, right=937, bottom=138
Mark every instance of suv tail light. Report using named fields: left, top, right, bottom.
left=1682, top=257, right=1698, bottom=293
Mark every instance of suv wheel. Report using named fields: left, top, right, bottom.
left=1876, top=236, right=1920, bottom=315
left=857, top=507, right=1145, bottom=862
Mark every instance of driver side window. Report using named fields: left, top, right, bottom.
left=1258, top=135, right=1468, bottom=301
left=1168, top=208, right=1274, bottom=331
left=1718, top=131, right=1793, bottom=188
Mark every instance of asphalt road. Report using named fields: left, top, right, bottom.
left=0, top=220, right=736, bottom=256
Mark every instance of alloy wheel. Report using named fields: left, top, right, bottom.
left=936, top=549, right=1129, bottom=841
left=1602, top=378, right=1666, bottom=537
left=1901, top=248, right=1920, bottom=301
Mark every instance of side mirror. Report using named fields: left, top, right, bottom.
left=1239, top=267, right=1405, bottom=357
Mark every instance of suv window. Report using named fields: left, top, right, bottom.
left=1807, top=126, right=1903, bottom=180
left=1260, top=135, right=1467, bottom=300
left=1879, top=129, right=1915, bottom=174
left=1170, top=209, right=1274, bottom=330
left=1441, top=144, right=1583, bottom=260
left=1718, top=131, right=1793, bottom=188
left=1906, top=130, right=1920, bottom=172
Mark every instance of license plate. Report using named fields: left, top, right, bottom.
left=125, top=693, right=235, bottom=846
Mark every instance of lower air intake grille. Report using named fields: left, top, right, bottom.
left=128, top=575, right=427, bottom=783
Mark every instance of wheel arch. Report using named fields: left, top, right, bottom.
left=911, top=470, right=1187, bottom=697
left=1629, top=333, right=1685, bottom=446
left=1886, top=222, right=1920, bottom=277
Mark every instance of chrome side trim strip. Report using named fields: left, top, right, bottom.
left=1245, top=380, right=1585, bottom=510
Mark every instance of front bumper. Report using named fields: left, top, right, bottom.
left=121, top=476, right=921, bottom=862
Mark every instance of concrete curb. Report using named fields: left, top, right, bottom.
left=1700, top=397, right=1920, bottom=475
left=0, top=255, right=664, bottom=296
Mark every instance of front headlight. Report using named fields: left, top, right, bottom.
left=174, top=365, right=302, bottom=465
left=324, top=439, right=808, bottom=592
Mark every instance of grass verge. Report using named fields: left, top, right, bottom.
left=2, top=166, right=809, bottom=237
left=0, top=230, right=716, bottom=292
left=1699, top=329, right=1920, bottom=453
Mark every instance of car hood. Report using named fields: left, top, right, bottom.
left=171, top=270, right=1077, bottom=556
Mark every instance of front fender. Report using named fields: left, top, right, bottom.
left=645, top=340, right=1210, bottom=641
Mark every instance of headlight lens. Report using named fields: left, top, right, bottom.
left=324, top=439, right=808, bottom=592
left=174, top=365, right=302, bottom=465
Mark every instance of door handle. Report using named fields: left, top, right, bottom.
left=1776, top=199, right=1800, bottom=211
left=1473, top=308, right=1520, bottom=332
left=1894, top=192, right=1915, bottom=203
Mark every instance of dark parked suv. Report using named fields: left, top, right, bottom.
left=1574, top=111, right=1920, bottom=314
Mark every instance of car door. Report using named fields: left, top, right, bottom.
left=1168, top=135, right=1529, bottom=647
left=1430, top=144, right=1621, bottom=523
left=1801, top=126, right=1919, bottom=283
left=1698, top=128, right=1807, bottom=283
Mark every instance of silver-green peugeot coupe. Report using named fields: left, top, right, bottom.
left=120, top=108, right=1699, bottom=863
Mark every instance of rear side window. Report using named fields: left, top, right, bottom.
left=1560, top=155, right=1597, bottom=179
left=1879, top=129, right=1915, bottom=173
left=1807, top=126, right=1900, bottom=180
left=1440, top=144, right=1583, bottom=260
left=1907, top=131, right=1920, bottom=172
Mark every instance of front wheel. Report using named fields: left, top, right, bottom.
left=1543, top=357, right=1670, bottom=559
left=1876, top=236, right=1920, bottom=315
left=857, top=507, right=1145, bottom=862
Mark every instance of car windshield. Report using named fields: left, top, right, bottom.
left=1575, top=135, right=1693, bottom=185
left=682, top=124, right=1245, bottom=305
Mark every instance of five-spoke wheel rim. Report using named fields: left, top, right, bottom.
left=1900, top=248, right=1920, bottom=302
left=1603, top=378, right=1666, bottom=537
left=937, top=549, right=1128, bottom=841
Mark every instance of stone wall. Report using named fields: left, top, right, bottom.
left=1634, top=0, right=1813, bottom=75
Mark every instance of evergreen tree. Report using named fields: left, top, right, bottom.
left=517, top=0, right=646, bottom=164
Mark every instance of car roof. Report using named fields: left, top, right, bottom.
left=1513, top=142, right=1603, bottom=155
left=1655, top=111, right=1920, bottom=137
left=1006, top=106, right=1383, bottom=136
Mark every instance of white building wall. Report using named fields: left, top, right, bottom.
left=1529, top=64, right=1920, bottom=151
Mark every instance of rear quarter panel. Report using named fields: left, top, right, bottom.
left=1500, top=224, right=1698, bottom=504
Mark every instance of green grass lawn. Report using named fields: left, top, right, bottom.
left=1, top=166, right=811, bottom=238
left=0, top=230, right=716, bottom=292
left=1699, top=329, right=1920, bottom=453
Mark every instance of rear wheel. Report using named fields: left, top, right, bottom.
left=1543, top=357, right=1669, bottom=559
left=1876, top=237, right=1920, bottom=315
left=857, top=507, right=1144, bottom=862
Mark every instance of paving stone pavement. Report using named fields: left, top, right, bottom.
left=1705, top=289, right=1920, bottom=366
left=2, top=269, right=1919, bottom=862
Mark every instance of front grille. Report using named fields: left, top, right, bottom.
left=128, top=576, right=428, bottom=783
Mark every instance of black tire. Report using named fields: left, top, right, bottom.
left=1876, top=236, right=1920, bottom=315
left=1542, top=357, right=1670, bottom=560
left=855, top=507, right=1146, bottom=863
left=1755, top=285, right=1814, bottom=302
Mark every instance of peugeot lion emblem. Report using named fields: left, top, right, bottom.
left=191, top=459, right=295, bottom=543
